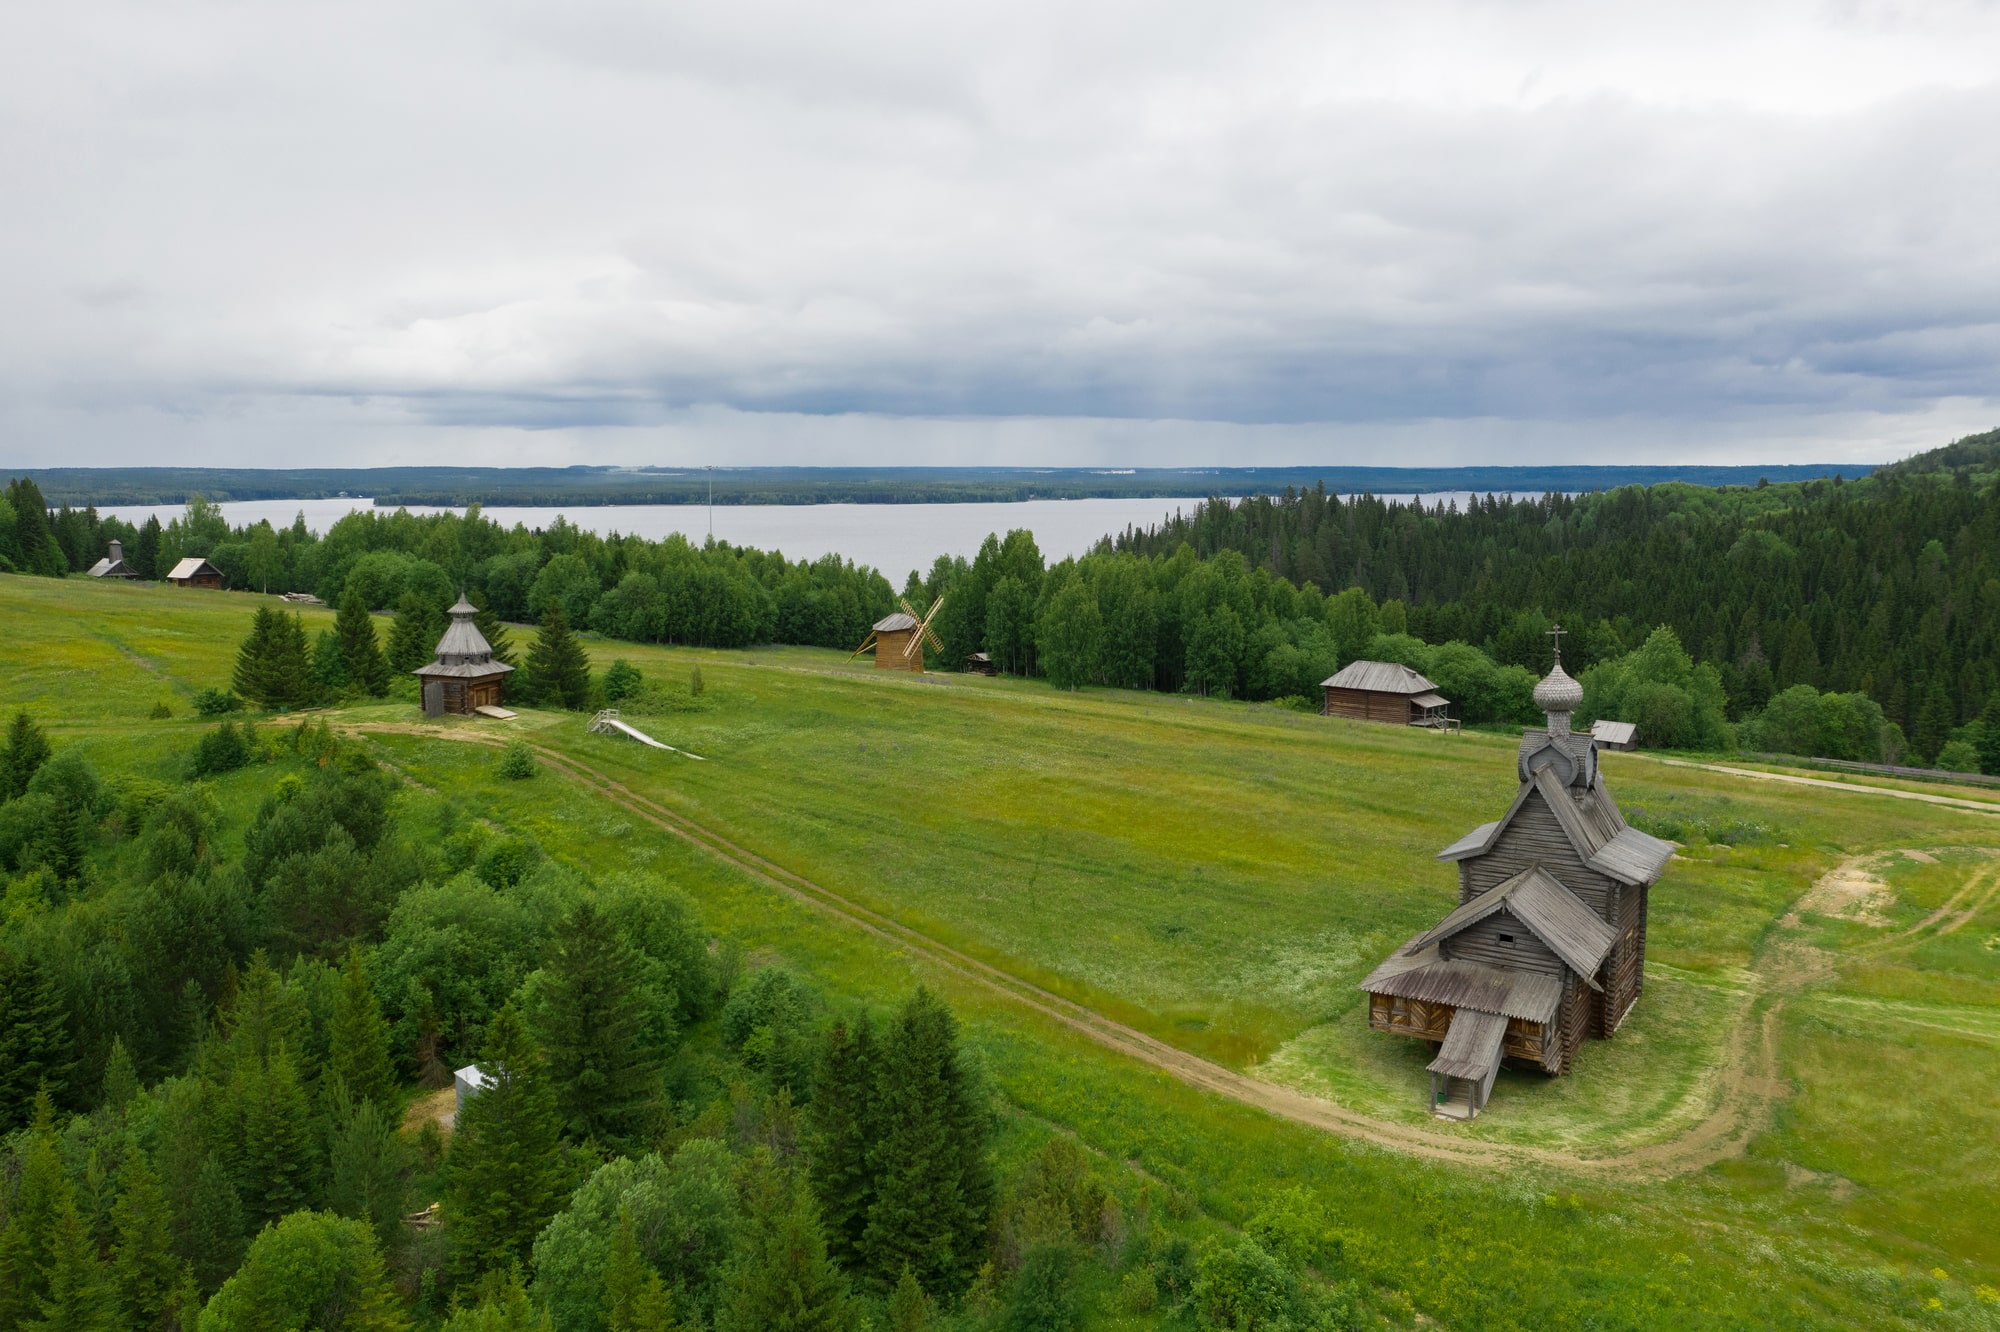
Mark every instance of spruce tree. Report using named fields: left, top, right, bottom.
left=521, top=605, right=592, bottom=710
left=183, top=1156, right=246, bottom=1294
left=602, top=1207, right=677, bottom=1332
left=133, top=515, right=162, bottom=580
left=314, top=629, right=349, bottom=695
left=30, top=1195, right=116, bottom=1332
left=3, top=708, right=54, bottom=799
left=42, top=794, right=91, bottom=885
left=234, top=1043, right=316, bottom=1226
left=714, top=1153, right=855, bottom=1332
left=806, top=1018, right=877, bottom=1273
left=444, top=1003, right=565, bottom=1280
left=267, top=611, right=314, bottom=709
left=337, top=591, right=392, bottom=696
left=443, top=1264, right=552, bottom=1332
left=386, top=593, right=436, bottom=674
left=469, top=589, right=516, bottom=666
left=327, top=1094, right=406, bottom=1247
left=860, top=989, right=993, bottom=1296
left=0, top=954, right=75, bottom=1127
left=110, top=1146, right=183, bottom=1332
left=0, top=1090, right=68, bottom=1321
left=231, top=608, right=278, bottom=706
left=527, top=901, right=659, bottom=1146
left=328, top=949, right=397, bottom=1112
left=101, top=1037, right=138, bottom=1112
left=887, top=1266, right=930, bottom=1332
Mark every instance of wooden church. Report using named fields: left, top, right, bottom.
left=1358, top=632, right=1673, bottom=1118
left=415, top=595, right=515, bottom=717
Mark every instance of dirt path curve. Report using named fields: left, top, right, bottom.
left=1646, top=757, right=2000, bottom=815
left=344, top=721, right=1861, bottom=1180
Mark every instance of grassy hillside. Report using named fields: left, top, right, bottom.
left=6, top=572, right=2000, bottom=1328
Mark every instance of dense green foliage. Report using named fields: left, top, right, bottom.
left=1113, top=433, right=2000, bottom=762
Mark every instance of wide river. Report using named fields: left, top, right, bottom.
left=100, top=492, right=1529, bottom=579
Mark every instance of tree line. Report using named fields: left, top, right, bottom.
left=12, top=430, right=1998, bottom=766
left=0, top=712, right=1369, bottom=1330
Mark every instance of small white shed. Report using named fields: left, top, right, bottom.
left=454, top=1064, right=494, bottom=1120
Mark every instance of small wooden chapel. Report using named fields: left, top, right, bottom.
left=1357, top=629, right=1674, bottom=1118
left=414, top=595, right=515, bottom=717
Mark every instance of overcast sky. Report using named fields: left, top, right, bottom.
left=4, top=0, right=1999, bottom=469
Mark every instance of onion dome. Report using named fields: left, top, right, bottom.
left=1533, top=661, right=1584, bottom=714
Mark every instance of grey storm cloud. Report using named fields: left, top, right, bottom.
left=3, top=0, right=1999, bottom=466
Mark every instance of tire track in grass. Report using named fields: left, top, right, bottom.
left=345, top=720, right=1822, bottom=1180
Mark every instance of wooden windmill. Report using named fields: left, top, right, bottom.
left=850, top=595, right=946, bottom=673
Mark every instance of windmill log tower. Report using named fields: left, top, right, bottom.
left=851, top=596, right=946, bottom=673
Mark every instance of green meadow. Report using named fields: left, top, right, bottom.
left=6, top=572, right=2000, bottom=1329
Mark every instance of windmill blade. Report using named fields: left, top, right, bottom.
left=917, top=593, right=947, bottom=652
left=898, top=596, right=919, bottom=620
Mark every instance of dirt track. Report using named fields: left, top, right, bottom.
left=346, top=721, right=1952, bottom=1180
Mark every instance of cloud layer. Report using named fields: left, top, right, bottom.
left=4, top=0, right=1999, bottom=465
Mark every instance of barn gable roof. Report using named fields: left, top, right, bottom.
left=1408, top=865, right=1618, bottom=985
left=1319, top=660, right=1438, bottom=694
left=166, top=557, right=219, bottom=580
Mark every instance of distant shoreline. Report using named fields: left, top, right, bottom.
left=8, top=462, right=1875, bottom=509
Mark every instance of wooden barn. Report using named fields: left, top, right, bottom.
left=1591, top=719, right=1639, bottom=751
left=87, top=539, right=140, bottom=580
left=414, top=595, right=515, bottom=717
left=964, top=652, right=998, bottom=676
left=165, top=556, right=223, bottom=589
left=1320, top=660, right=1454, bottom=728
left=1358, top=637, right=1672, bottom=1119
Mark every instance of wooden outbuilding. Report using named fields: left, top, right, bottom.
left=1358, top=634, right=1672, bottom=1119
left=87, top=539, right=140, bottom=580
left=1321, top=660, right=1455, bottom=729
left=964, top=652, right=997, bottom=676
left=1590, top=719, right=1639, bottom=751
left=414, top=595, right=515, bottom=717
left=165, top=556, right=223, bottom=589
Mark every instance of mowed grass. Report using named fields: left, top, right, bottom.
left=9, top=572, right=2000, bottom=1327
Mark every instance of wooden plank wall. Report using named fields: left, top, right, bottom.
left=1465, top=792, right=1622, bottom=923
left=1324, top=688, right=1413, bottom=723
left=1439, top=910, right=1566, bottom=977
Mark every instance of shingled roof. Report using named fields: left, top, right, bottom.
left=1357, top=940, right=1564, bottom=1024
left=1435, top=765, right=1673, bottom=887
left=1408, top=865, right=1619, bottom=985
left=1319, top=660, right=1439, bottom=694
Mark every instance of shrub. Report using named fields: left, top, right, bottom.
left=188, top=721, right=253, bottom=778
left=193, top=687, right=243, bottom=716
left=1936, top=740, right=1981, bottom=773
left=496, top=740, right=536, bottom=780
left=149, top=700, right=172, bottom=719
left=689, top=664, right=704, bottom=696
left=601, top=659, right=642, bottom=703
left=1000, top=1243, right=1081, bottom=1332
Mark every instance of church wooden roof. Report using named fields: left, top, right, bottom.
left=1408, top=865, right=1618, bottom=984
left=1357, top=941, right=1563, bottom=1024
left=1434, top=764, right=1672, bottom=887
left=1428, top=1007, right=1510, bottom=1082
